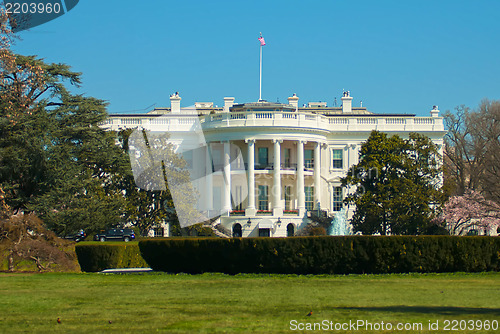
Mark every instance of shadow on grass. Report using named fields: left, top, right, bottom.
left=335, top=306, right=500, bottom=316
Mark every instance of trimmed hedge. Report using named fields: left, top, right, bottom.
left=75, top=242, right=148, bottom=272
left=138, top=236, right=500, bottom=275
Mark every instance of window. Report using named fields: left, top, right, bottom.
left=332, top=149, right=343, bottom=169
left=287, top=223, right=295, bottom=237
left=258, top=185, right=268, bottom=210
left=153, top=227, right=164, bottom=237
left=284, top=186, right=292, bottom=211
left=284, top=148, right=291, bottom=168
left=304, top=149, right=314, bottom=168
left=258, top=147, right=268, bottom=168
left=333, top=186, right=343, bottom=211
left=259, top=228, right=271, bottom=237
left=305, top=186, right=314, bottom=211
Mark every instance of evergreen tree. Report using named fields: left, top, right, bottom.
left=341, top=131, right=444, bottom=235
left=0, top=53, right=132, bottom=234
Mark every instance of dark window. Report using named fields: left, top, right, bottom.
left=284, top=148, right=291, bottom=168
left=287, top=223, right=295, bottom=237
left=333, top=186, right=343, bottom=211
left=258, top=147, right=268, bottom=167
left=259, top=228, right=270, bottom=237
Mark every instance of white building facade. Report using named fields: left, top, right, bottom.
left=101, top=92, right=446, bottom=237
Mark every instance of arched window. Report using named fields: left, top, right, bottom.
left=287, top=223, right=295, bottom=237
left=233, top=223, right=242, bottom=238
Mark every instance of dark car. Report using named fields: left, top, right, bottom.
left=63, top=229, right=86, bottom=242
left=94, top=228, right=135, bottom=242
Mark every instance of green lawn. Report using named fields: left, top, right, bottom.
left=0, top=272, right=499, bottom=333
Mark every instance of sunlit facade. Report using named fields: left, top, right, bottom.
left=101, top=92, right=446, bottom=237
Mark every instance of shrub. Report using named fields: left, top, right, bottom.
left=139, top=236, right=500, bottom=275
left=75, top=242, right=148, bottom=272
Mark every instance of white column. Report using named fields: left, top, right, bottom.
left=297, top=140, right=306, bottom=214
left=223, top=141, right=231, bottom=214
left=205, top=143, right=213, bottom=212
left=314, top=142, right=321, bottom=210
left=273, top=139, right=283, bottom=216
left=245, top=139, right=256, bottom=216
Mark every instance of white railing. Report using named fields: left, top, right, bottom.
left=414, top=118, right=434, bottom=125
left=121, top=118, right=142, bottom=125
left=386, top=118, right=405, bottom=125
left=357, top=118, right=376, bottom=124
left=103, top=111, right=443, bottom=133
left=256, top=112, right=273, bottom=119
left=150, top=118, right=170, bottom=125
left=329, top=118, right=348, bottom=124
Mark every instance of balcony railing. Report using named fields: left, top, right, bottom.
left=102, top=111, right=444, bottom=133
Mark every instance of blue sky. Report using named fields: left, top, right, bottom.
left=11, top=0, right=500, bottom=116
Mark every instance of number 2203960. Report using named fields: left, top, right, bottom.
left=5, top=2, right=62, bottom=15
left=443, top=319, right=498, bottom=331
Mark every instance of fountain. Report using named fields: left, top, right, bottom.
left=328, top=207, right=352, bottom=235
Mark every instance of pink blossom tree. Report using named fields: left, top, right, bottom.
left=442, top=191, right=500, bottom=235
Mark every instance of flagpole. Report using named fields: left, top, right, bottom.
left=259, top=40, right=262, bottom=101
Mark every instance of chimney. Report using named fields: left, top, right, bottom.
left=288, top=93, right=299, bottom=110
left=223, top=97, right=235, bottom=113
left=170, top=92, right=181, bottom=113
left=341, top=91, right=353, bottom=113
left=430, top=105, right=440, bottom=118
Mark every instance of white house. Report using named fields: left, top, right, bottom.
left=101, top=92, right=446, bottom=237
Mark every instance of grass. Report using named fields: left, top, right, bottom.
left=0, top=272, right=499, bottom=333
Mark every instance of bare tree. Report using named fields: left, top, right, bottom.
left=443, top=100, right=500, bottom=204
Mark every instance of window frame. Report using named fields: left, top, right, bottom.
left=332, top=186, right=343, bottom=212
left=305, top=186, right=314, bottom=211
left=331, top=148, right=344, bottom=170
left=258, top=185, right=269, bottom=211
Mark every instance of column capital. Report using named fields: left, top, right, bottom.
left=298, top=139, right=307, bottom=145
left=245, top=138, right=256, bottom=144
left=272, top=139, right=283, bottom=144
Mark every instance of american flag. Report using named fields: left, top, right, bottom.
left=258, top=35, right=266, bottom=46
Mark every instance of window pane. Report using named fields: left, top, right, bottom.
left=333, top=186, right=343, bottom=211
left=305, top=186, right=314, bottom=211
left=258, top=185, right=268, bottom=210
left=259, top=229, right=270, bottom=237
left=332, top=149, right=342, bottom=159
left=332, top=149, right=343, bottom=169
left=284, top=148, right=291, bottom=167
left=284, top=186, right=292, bottom=210
left=258, top=147, right=268, bottom=165
left=305, top=149, right=314, bottom=168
